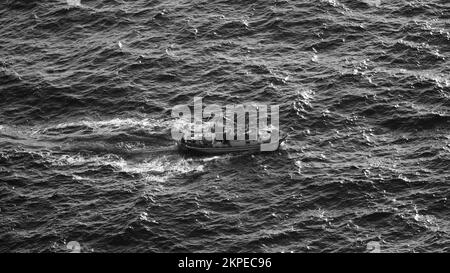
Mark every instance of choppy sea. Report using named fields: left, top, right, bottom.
left=0, top=0, right=449, bottom=252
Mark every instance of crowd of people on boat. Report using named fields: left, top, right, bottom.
left=181, top=136, right=232, bottom=148
left=178, top=120, right=277, bottom=148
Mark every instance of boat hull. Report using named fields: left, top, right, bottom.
left=178, top=141, right=283, bottom=155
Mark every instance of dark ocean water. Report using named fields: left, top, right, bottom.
left=0, top=0, right=449, bottom=252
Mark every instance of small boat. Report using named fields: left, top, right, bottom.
left=177, top=135, right=287, bottom=155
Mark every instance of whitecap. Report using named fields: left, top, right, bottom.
left=66, top=0, right=81, bottom=7
left=363, top=0, right=382, bottom=7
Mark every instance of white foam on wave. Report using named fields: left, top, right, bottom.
left=132, top=157, right=205, bottom=183
left=373, top=67, right=449, bottom=88
left=66, top=0, right=81, bottom=7
left=46, top=118, right=171, bottom=134
left=319, top=0, right=348, bottom=10
left=362, top=0, right=381, bottom=7
left=52, top=153, right=204, bottom=183
left=297, top=89, right=315, bottom=107
left=52, top=154, right=121, bottom=167
left=116, top=156, right=203, bottom=174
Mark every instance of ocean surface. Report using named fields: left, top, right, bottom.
left=0, top=0, right=449, bottom=252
